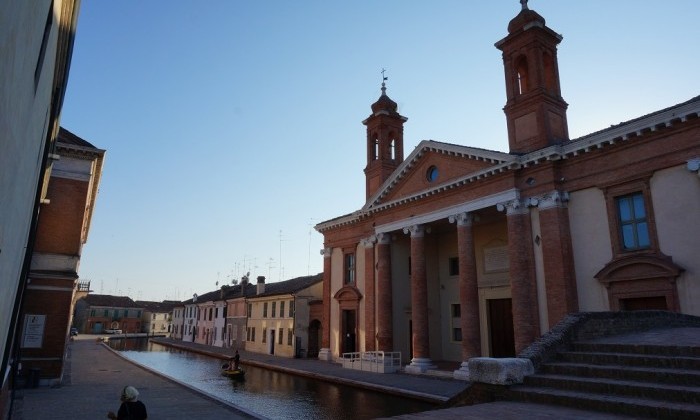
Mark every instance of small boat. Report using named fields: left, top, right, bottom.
left=221, top=366, right=245, bottom=380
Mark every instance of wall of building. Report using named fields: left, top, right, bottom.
left=651, top=165, right=700, bottom=315
left=569, top=187, right=613, bottom=312
left=0, top=2, right=66, bottom=402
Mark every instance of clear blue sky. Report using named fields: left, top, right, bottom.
left=61, top=1, right=699, bottom=301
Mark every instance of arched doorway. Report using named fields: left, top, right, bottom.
left=333, top=286, right=362, bottom=355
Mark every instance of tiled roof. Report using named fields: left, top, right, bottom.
left=135, top=300, right=179, bottom=312
left=252, top=273, right=323, bottom=298
left=81, top=294, right=139, bottom=308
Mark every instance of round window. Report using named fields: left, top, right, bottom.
left=426, top=166, right=439, bottom=182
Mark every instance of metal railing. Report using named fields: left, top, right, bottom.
left=340, top=351, right=402, bottom=373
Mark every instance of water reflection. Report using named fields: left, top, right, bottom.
left=110, top=338, right=435, bottom=419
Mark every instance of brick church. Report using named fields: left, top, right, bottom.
left=315, top=2, right=700, bottom=375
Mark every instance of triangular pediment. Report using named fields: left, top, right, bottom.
left=363, top=141, right=513, bottom=210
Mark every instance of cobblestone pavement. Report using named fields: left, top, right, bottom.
left=13, top=330, right=677, bottom=419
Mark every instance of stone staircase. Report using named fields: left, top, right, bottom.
left=507, top=339, right=700, bottom=419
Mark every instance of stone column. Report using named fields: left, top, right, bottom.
left=449, top=212, right=480, bottom=380
left=403, top=224, right=435, bottom=373
left=375, top=233, right=393, bottom=351
left=533, top=191, right=578, bottom=328
left=318, top=247, right=333, bottom=361
left=362, top=236, right=377, bottom=351
left=498, top=199, right=539, bottom=354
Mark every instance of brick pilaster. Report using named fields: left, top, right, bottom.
left=538, top=193, right=578, bottom=328
left=452, top=213, right=481, bottom=359
left=502, top=201, right=540, bottom=353
left=376, top=233, right=393, bottom=351
left=362, top=237, right=376, bottom=351
left=405, top=225, right=430, bottom=360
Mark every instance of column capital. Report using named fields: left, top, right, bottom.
left=497, top=199, right=528, bottom=215
left=403, top=224, right=425, bottom=237
left=448, top=212, right=474, bottom=227
left=528, top=190, right=570, bottom=210
left=320, top=247, right=332, bottom=258
left=376, top=232, right=392, bottom=244
left=361, top=236, right=377, bottom=248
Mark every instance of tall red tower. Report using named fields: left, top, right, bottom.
left=496, top=1, right=569, bottom=154
left=362, top=78, right=407, bottom=200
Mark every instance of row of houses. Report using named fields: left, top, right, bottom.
left=75, top=273, right=323, bottom=359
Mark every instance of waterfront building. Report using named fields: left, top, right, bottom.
left=245, top=274, right=323, bottom=358
left=315, top=2, right=700, bottom=377
left=137, top=300, right=178, bottom=336
left=0, top=0, right=82, bottom=413
left=225, top=278, right=257, bottom=350
left=181, top=299, right=199, bottom=343
left=74, top=295, right=143, bottom=334
left=171, top=303, right=185, bottom=340
left=18, top=128, right=104, bottom=387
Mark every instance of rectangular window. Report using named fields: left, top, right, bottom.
left=287, top=329, right=293, bottom=345
left=449, top=257, right=459, bottom=276
left=104, top=309, right=108, bottom=317
left=451, top=303, right=462, bottom=342
left=272, top=302, right=276, bottom=318
left=252, top=327, right=256, bottom=342
left=247, top=303, right=252, bottom=318
left=262, top=328, right=267, bottom=343
left=344, top=253, right=355, bottom=284
left=616, top=193, right=650, bottom=251
left=90, top=309, right=95, bottom=317
left=278, top=328, right=283, bottom=345
left=280, top=301, right=285, bottom=318
left=246, top=327, right=250, bottom=341
left=263, top=302, right=268, bottom=318
left=289, top=300, right=294, bottom=317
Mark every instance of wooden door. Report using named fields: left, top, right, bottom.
left=488, top=298, right=515, bottom=358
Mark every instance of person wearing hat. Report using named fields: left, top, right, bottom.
left=107, top=385, right=148, bottom=420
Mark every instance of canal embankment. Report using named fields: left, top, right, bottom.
left=150, top=337, right=470, bottom=404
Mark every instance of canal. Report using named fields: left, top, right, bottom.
left=108, top=338, right=436, bottom=419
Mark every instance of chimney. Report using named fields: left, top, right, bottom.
left=256, top=276, right=266, bottom=295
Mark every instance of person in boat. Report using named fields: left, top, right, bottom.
left=233, top=350, right=240, bottom=370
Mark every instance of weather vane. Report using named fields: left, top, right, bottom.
left=381, top=68, right=388, bottom=94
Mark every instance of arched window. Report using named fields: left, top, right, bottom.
left=390, top=138, right=396, bottom=160
left=372, top=136, right=379, bottom=160
left=516, top=56, right=529, bottom=95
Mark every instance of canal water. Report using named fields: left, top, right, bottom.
left=108, top=338, right=436, bottom=419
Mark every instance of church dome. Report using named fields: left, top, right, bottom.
left=507, top=7, right=545, bottom=34
left=371, top=92, right=398, bottom=115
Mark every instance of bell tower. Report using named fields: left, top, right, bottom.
left=495, top=0, right=569, bottom=154
left=362, top=74, right=407, bottom=200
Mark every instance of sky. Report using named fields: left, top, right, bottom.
left=60, top=1, right=700, bottom=302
